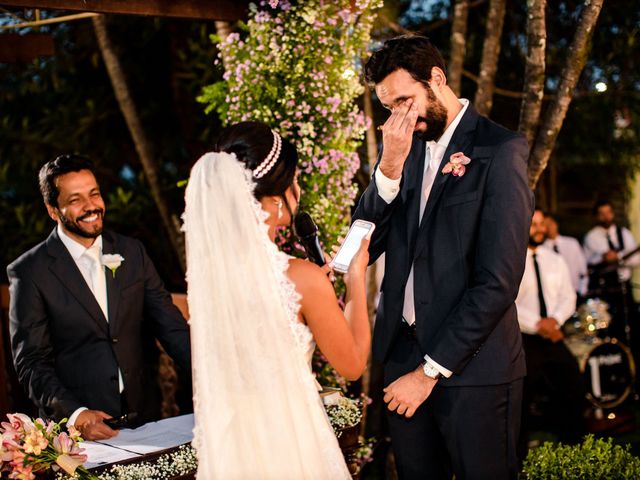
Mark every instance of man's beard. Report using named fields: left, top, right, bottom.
left=529, top=235, right=545, bottom=247
left=599, top=220, right=613, bottom=229
left=58, top=209, right=104, bottom=239
left=415, top=84, right=448, bottom=142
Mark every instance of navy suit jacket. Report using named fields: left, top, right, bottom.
left=7, top=228, right=191, bottom=421
left=353, top=104, right=534, bottom=386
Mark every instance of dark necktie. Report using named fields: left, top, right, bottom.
left=553, top=242, right=559, bottom=254
left=606, top=233, right=617, bottom=252
left=532, top=252, right=548, bottom=318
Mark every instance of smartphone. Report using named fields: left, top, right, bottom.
left=331, top=220, right=375, bottom=273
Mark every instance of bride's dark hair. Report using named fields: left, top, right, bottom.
left=214, top=121, right=298, bottom=202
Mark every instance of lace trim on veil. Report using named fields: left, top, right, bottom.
left=245, top=171, right=330, bottom=395
left=245, top=184, right=303, bottom=342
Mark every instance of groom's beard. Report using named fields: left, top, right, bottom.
left=415, top=85, right=448, bottom=142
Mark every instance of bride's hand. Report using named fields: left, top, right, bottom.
left=320, top=252, right=336, bottom=283
left=344, top=237, right=370, bottom=283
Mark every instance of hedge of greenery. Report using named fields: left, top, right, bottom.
left=522, top=435, right=640, bottom=479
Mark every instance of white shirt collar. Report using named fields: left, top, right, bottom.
left=527, top=246, right=548, bottom=258
left=427, top=98, right=470, bottom=152
left=593, top=224, right=617, bottom=235
left=57, top=224, right=102, bottom=261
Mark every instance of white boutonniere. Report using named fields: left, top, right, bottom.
left=102, top=254, right=124, bottom=278
left=441, top=152, right=471, bottom=177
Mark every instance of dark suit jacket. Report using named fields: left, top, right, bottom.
left=354, top=104, right=534, bottom=386
left=7, top=228, right=191, bottom=422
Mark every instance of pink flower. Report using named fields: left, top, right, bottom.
left=8, top=462, right=35, bottom=480
left=53, top=432, right=87, bottom=463
left=1, top=414, right=33, bottom=441
left=1, top=435, right=15, bottom=463
left=441, top=152, right=471, bottom=177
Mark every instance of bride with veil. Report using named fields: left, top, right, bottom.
left=183, top=121, right=372, bottom=478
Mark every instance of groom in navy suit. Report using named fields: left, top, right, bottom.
left=354, top=36, right=534, bottom=479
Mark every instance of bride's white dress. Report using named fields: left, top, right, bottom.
left=290, top=318, right=323, bottom=391
left=184, top=152, right=351, bottom=479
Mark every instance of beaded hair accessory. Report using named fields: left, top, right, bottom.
left=253, top=130, right=282, bottom=179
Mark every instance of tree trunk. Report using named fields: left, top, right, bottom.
left=473, top=0, right=507, bottom=116
left=518, top=0, right=547, bottom=147
left=215, top=20, right=232, bottom=42
left=359, top=87, right=379, bottom=436
left=527, top=0, right=605, bottom=189
left=448, top=0, right=470, bottom=96
left=363, top=88, right=379, bottom=172
left=92, top=15, right=186, bottom=271
left=215, top=21, right=233, bottom=75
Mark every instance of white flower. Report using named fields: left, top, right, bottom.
left=300, top=7, right=318, bottom=24
left=102, top=254, right=124, bottom=278
left=325, top=397, right=362, bottom=437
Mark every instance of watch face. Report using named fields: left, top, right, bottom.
left=423, top=363, right=440, bottom=379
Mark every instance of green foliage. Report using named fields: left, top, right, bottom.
left=199, top=0, right=382, bottom=253
left=522, top=435, right=640, bottom=479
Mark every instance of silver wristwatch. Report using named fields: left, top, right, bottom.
left=422, top=361, right=442, bottom=380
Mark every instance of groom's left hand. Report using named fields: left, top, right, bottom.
left=383, top=367, right=438, bottom=418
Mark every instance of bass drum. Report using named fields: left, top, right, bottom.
left=579, top=338, right=635, bottom=409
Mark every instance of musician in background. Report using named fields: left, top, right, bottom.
left=583, top=199, right=640, bottom=342
left=543, top=213, right=588, bottom=298
left=516, top=209, right=586, bottom=459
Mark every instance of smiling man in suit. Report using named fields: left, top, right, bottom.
left=7, top=154, right=191, bottom=441
left=353, top=36, right=534, bottom=479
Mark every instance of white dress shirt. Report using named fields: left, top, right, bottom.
left=542, top=235, right=588, bottom=295
left=374, top=98, right=470, bottom=378
left=515, top=248, right=577, bottom=335
left=57, top=225, right=124, bottom=425
left=583, top=225, right=640, bottom=282
left=57, top=224, right=104, bottom=295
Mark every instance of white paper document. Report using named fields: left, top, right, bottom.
left=82, top=441, right=141, bottom=469
left=83, top=414, right=194, bottom=467
left=99, top=413, right=194, bottom=454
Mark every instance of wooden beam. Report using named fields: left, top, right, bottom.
left=0, top=0, right=249, bottom=21
left=0, top=33, right=54, bottom=62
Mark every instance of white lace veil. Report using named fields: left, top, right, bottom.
left=183, top=152, right=350, bottom=479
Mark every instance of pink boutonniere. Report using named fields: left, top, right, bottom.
left=441, top=152, right=471, bottom=177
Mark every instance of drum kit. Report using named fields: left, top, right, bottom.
left=568, top=246, right=640, bottom=410
left=563, top=298, right=636, bottom=409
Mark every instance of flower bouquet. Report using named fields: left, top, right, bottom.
left=0, top=413, right=95, bottom=479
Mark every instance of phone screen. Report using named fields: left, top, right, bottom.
left=333, top=222, right=373, bottom=271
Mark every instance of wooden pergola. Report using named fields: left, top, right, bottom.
left=0, top=0, right=249, bottom=61
left=1, top=0, right=249, bottom=21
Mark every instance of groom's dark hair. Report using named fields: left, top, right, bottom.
left=363, top=35, right=446, bottom=88
left=39, top=154, right=96, bottom=207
